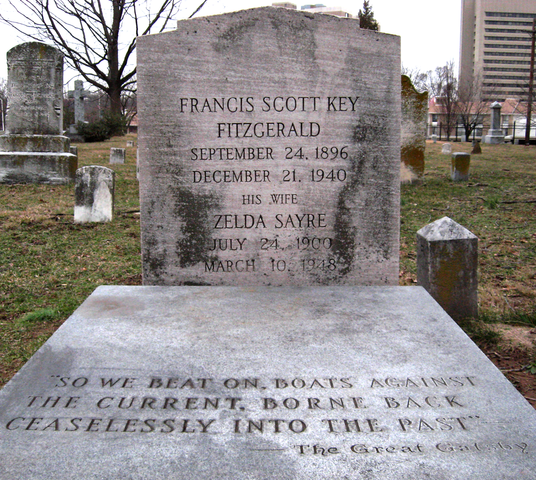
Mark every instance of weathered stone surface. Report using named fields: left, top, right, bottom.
left=401, top=75, right=428, bottom=184
left=5, top=42, right=64, bottom=136
left=109, top=148, right=125, bottom=164
left=441, top=143, right=452, bottom=154
left=0, top=152, right=77, bottom=184
left=0, top=135, right=70, bottom=153
left=416, top=217, right=478, bottom=320
left=74, top=166, right=115, bottom=223
left=0, top=42, right=77, bottom=184
left=73, top=80, right=86, bottom=125
left=137, top=7, right=401, bottom=287
left=0, top=286, right=534, bottom=479
left=451, top=152, right=471, bottom=182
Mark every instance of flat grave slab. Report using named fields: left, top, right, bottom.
left=0, top=286, right=535, bottom=479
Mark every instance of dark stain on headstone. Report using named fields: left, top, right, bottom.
left=270, top=13, right=318, bottom=67
left=173, top=188, right=220, bottom=268
left=212, top=18, right=259, bottom=53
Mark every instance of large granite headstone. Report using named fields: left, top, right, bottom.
left=137, top=7, right=401, bottom=287
left=400, top=75, right=428, bottom=184
left=0, top=286, right=535, bottom=479
left=0, top=42, right=77, bottom=184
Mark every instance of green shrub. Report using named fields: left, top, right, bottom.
left=77, top=113, right=128, bottom=142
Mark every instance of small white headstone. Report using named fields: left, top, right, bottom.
left=74, top=166, right=115, bottom=223
left=109, top=147, right=125, bottom=164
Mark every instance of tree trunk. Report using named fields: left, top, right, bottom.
left=108, top=0, right=122, bottom=117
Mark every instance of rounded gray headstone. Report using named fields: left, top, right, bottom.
left=74, top=166, right=115, bottom=223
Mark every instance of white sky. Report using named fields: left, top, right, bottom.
left=0, top=0, right=462, bottom=86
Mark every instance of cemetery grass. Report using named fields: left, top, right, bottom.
left=0, top=134, right=141, bottom=386
left=0, top=137, right=535, bottom=407
left=400, top=141, right=536, bottom=407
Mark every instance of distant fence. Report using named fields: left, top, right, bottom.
left=428, top=121, right=536, bottom=143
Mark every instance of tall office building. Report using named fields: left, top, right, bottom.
left=460, top=0, right=536, bottom=101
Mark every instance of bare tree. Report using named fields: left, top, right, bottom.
left=0, top=0, right=206, bottom=117
left=401, top=65, right=429, bottom=93
left=427, top=62, right=458, bottom=140
left=0, top=78, right=7, bottom=132
left=454, top=73, right=490, bottom=141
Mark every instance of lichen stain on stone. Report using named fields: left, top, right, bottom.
left=401, top=144, right=425, bottom=177
left=401, top=75, right=428, bottom=179
left=75, top=171, right=95, bottom=207
left=331, top=153, right=368, bottom=277
left=172, top=187, right=220, bottom=268
left=352, top=118, right=387, bottom=144
left=452, top=156, right=471, bottom=176
left=212, top=19, right=259, bottom=53
left=141, top=198, right=168, bottom=284
left=269, top=15, right=318, bottom=67
left=434, top=245, right=468, bottom=317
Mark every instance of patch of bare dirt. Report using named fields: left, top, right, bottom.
left=479, top=326, right=536, bottom=409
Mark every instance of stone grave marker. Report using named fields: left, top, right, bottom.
left=400, top=75, right=428, bottom=184
left=471, top=140, right=482, bottom=154
left=441, top=143, right=452, bottom=155
left=0, top=42, right=77, bottom=184
left=483, top=102, right=505, bottom=144
left=451, top=152, right=471, bottom=182
left=137, top=7, right=401, bottom=287
left=2, top=8, right=536, bottom=480
left=0, top=285, right=535, bottom=479
left=68, top=80, right=90, bottom=136
left=109, top=147, right=125, bottom=164
left=73, top=80, right=87, bottom=125
left=74, top=166, right=115, bottom=223
left=417, top=217, right=478, bottom=321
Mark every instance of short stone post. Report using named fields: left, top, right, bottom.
left=471, top=141, right=482, bottom=154
left=451, top=152, right=471, bottom=181
left=74, top=166, right=115, bottom=223
left=417, top=217, right=478, bottom=321
left=110, top=147, right=125, bottom=164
